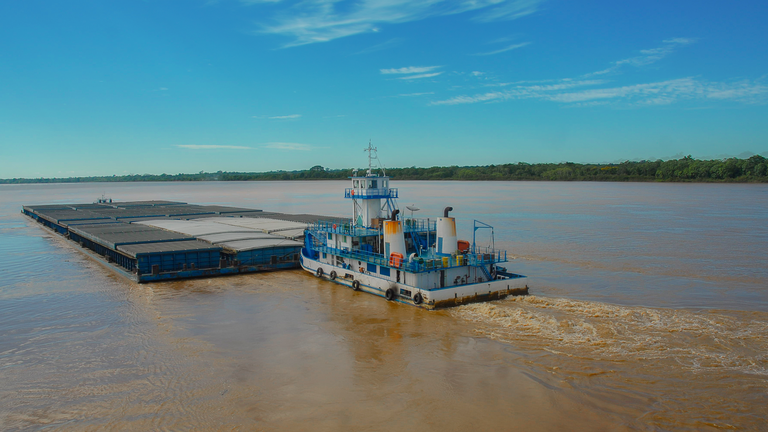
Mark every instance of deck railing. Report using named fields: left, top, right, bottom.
left=403, top=218, right=436, bottom=233
left=310, top=217, right=436, bottom=237
left=311, top=221, right=378, bottom=237
left=312, top=244, right=507, bottom=273
left=344, top=188, right=398, bottom=199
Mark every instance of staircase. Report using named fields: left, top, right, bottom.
left=478, top=264, right=493, bottom=281
left=409, top=231, right=428, bottom=252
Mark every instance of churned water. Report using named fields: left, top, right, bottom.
left=1, top=181, right=767, bottom=431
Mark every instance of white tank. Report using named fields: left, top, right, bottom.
left=436, top=217, right=457, bottom=255
left=383, top=220, right=406, bottom=259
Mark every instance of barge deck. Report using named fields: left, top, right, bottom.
left=22, top=200, right=340, bottom=282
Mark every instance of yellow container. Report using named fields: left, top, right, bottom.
left=442, top=257, right=449, bottom=267
left=456, top=255, right=463, bottom=266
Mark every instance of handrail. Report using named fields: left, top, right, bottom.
left=310, top=218, right=436, bottom=236
left=344, top=188, right=398, bottom=199
left=402, top=218, right=436, bottom=232
left=312, top=245, right=507, bottom=274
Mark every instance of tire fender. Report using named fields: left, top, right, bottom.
left=385, top=288, right=396, bottom=301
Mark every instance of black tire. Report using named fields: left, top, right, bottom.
left=413, top=293, right=423, bottom=305
left=352, top=280, right=360, bottom=291
left=316, top=267, right=324, bottom=277
left=385, top=288, right=396, bottom=301
left=329, top=270, right=337, bottom=280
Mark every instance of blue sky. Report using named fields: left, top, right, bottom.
left=1, top=0, right=767, bottom=178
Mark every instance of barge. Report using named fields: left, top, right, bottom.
left=22, top=200, right=332, bottom=282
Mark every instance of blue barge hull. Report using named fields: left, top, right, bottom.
left=21, top=201, right=332, bottom=283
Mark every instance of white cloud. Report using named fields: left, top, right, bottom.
left=545, top=79, right=697, bottom=103
left=265, top=142, right=312, bottom=151
left=398, top=72, right=443, bottom=80
left=474, top=41, right=530, bottom=56
left=471, top=71, right=484, bottom=76
left=176, top=145, right=251, bottom=150
left=706, top=79, right=768, bottom=100
left=268, top=114, right=302, bottom=119
left=381, top=66, right=441, bottom=75
left=254, top=0, right=544, bottom=48
left=431, top=39, right=767, bottom=108
left=584, top=38, right=697, bottom=77
left=431, top=76, right=768, bottom=107
left=470, top=0, right=541, bottom=22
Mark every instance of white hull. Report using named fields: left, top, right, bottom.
left=300, top=250, right=528, bottom=309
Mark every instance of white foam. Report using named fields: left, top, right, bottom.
left=452, top=296, right=768, bottom=375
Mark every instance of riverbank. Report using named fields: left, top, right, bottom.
left=3, top=155, right=767, bottom=184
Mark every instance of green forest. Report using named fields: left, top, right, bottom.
left=3, top=155, right=767, bottom=184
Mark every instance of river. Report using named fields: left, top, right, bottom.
left=1, top=181, right=766, bottom=430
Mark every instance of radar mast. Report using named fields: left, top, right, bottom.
left=364, top=140, right=385, bottom=176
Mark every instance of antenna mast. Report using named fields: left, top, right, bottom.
left=364, top=140, right=379, bottom=176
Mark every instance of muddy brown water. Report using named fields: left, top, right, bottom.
left=1, top=181, right=767, bottom=430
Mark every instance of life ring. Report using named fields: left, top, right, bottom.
left=316, top=267, right=324, bottom=277
left=352, top=280, right=360, bottom=291
left=329, top=270, right=337, bottom=280
left=413, top=293, right=423, bottom=305
left=385, top=288, right=396, bottom=301
left=333, top=224, right=337, bottom=230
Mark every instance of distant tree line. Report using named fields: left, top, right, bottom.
left=2, top=155, right=767, bottom=184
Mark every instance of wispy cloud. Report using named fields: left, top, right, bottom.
left=398, top=72, right=443, bottom=80
left=253, top=0, right=544, bottom=48
left=585, top=38, right=697, bottom=77
left=470, top=0, right=541, bottom=22
left=253, top=114, right=302, bottom=120
left=431, top=79, right=605, bottom=105
left=381, top=66, right=441, bottom=75
left=265, top=142, right=312, bottom=151
left=431, top=77, right=768, bottom=107
left=617, top=38, right=696, bottom=67
left=381, top=66, right=443, bottom=81
left=431, top=39, right=767, bottom=108
left=474, top=41, right=530, bottom=56
left=176, top=145, right=251, bottom=150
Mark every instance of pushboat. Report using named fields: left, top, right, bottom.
left=300, top=144, right=529, bottom=309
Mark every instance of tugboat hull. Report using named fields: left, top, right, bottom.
left=300, top=249, right=528, bottom=310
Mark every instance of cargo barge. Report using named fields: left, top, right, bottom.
left=22, top=200, right=338, bottom=282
